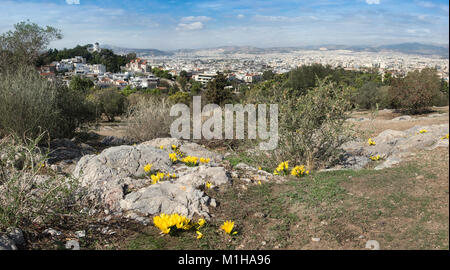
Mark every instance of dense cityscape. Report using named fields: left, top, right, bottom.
left=38, top=42, right=449, bottom=91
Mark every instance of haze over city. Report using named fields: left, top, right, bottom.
left=1, top=0, right=448, bottom=50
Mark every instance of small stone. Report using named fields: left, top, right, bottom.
left=50, top=164, right=61, bottom=173
left=240, top=178, right=252, bottom=183
left=261, top=241, right=266, bottom=246
left=43, top=228, right=62, bottom=237
left=312, top=237, right=321, bottom=242
left=65, top=240, right=80, bottom=250
left=209, top=199, right=217, bottom=208
left=365, top=240, right=380, bottom=250
left=320, top=221, right=328, bottom=226
left=253, top=212, right=266, bottom=218
left=230, top=171, right=239, bottom=178
left=358, top=235, right=365, bottom=239
left=75, top=231, right=86, bottom=238
left=416, top=175, right=424, bottom=180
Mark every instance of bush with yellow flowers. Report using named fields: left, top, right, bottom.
left=370, top=155, right=381, bottom=161
left=199, top=157, right=210, bottom=164
left=368, top=138, right=376, bottom=146
left=442, top=133, right=449, bottom=140
left=419, top=129, right=428, bottom=134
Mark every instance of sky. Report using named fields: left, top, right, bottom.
left=0, top=0, right=448, bottom=50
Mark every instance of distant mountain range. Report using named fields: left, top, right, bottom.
left=103, top=43, right=449, bottom=58
left=102, top=44, right=173, bottom=57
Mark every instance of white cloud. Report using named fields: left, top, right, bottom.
left=180, top=16, right=211, bottom=23
left=66, top=0, right=80, bottom=5
left=176, top=21, right=204, bottom=31
left=237, top=14, right=245, bottom=19
left=417, top=1, right=435, bottom=8
left=366, top=0, right=380, bottom=5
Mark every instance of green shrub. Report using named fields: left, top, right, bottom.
left=121, top=85, right=137, bottom=97
left=0, top=66, right=95, bottom=140
left=354, top=82, right=390, bottom=110
left=168, top=91, right=191, bottom=105
left=69, top=76, right=94, bottom=93
left=89, top=88, right=126, bottom=121
left=276, top=79, right=354, bottom=169
left=204, top=73, right=233, bottom=105
left=245, top=78, right=354, bottom=170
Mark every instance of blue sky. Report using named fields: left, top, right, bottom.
left=1, top=0, right=448, bottom=50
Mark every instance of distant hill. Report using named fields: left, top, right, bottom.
left=375, top=43, right=449, bottom=58
left=103, top=43, right=449, bottom=58
left=102, top=44, right=173, bottom=57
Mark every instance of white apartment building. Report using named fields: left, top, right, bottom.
left=193, top=73, right=216, bottom=85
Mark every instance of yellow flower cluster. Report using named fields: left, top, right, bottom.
left=419, top=129, right=428, bottom=134
left=291, top=165, right=309, bottom=177
left=169, top=153, right=178, bottom=163
left=368, top=138, right=376, bottom=146
left=274, top=161, right=289, bottom=175
left=172, top=145, right=184, bottom=157
left=153, top=213, right=206, bottom=238
left=153, top=213, right=194, bottom=234
left=153, top=214, right=237, bottom=239
left=220, top=220, right=238, bottom=235
left=205, top=181, right=212, bottom=189
left=182, top=156, right=199, bottom=167
left=150, top=172, right=165, bottom=184
left=150, top=172, right=176, bottom=184
left=144, top=163, right=152, bottom=173
left=166, top=145, right=210, bottom=167
left=370, top=155, right=381, bottom=161
left=442, top=133, right=449, bottom=140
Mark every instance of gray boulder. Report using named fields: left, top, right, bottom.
left=120, top=181, right=214, bottom=219
left=73, top=141, right=230, bottom=222
left=74, top=145, right=172, bottom=211
left=337, top=124, right=449, bottom=170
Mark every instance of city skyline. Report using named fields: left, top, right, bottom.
left=1, top=0, right=449, bottom=50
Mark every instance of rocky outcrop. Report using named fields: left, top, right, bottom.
left=73, top=140, right=230, bottom=222
left=334, top=124, right=449, bottom=170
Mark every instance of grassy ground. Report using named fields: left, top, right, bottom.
left=118, top=147, right=448, bottom=250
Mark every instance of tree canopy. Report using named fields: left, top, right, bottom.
left=0, top=21, right=62, bottom=71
